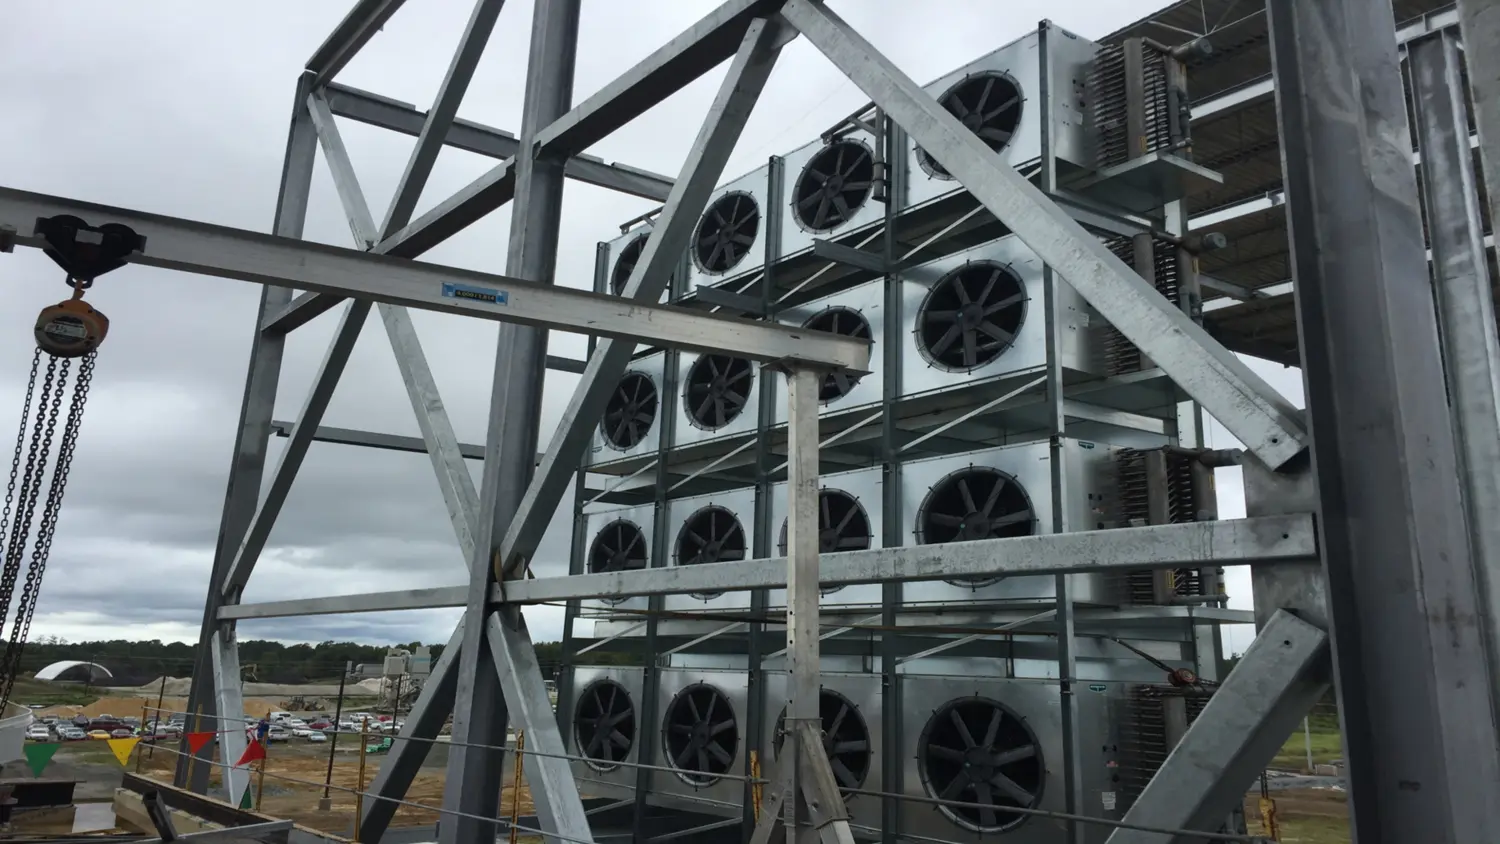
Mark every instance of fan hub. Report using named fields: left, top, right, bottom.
left=817, top=527, right=843, bottom=553
left=957, top=512, right=992, bottom=541
left=957, top=302, right=985, bottom=329
left=961, top=112, right=984, bottom=132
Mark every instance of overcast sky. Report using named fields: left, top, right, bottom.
left=0, top=0, right=1300, bottom=654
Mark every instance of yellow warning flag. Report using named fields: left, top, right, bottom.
left=107, top=737, right=142, bottom=767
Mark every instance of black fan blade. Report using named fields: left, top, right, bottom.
left=993, top=743, right=1037, bottom=766
left=990, top=772, right=1036, bottom=806
left=831, top=757, right=859, bottom=789
left=950, top=709, right=978, bottom=748
left=974, top=783, right=999, bottom=828
left=928, top=744, right=965, bottom=762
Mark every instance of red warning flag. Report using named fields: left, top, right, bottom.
left=234, top=740, right=266, bottom=767
left=185, top=732, right=215, bottom=755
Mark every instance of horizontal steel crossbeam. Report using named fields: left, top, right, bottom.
left=215, top=514, right=1316, bottom=619
left=0, top=186, right=868, bottom=370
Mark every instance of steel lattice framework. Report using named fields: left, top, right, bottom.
left=3, top=0, right=1500, bottom=842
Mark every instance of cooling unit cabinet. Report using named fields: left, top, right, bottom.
left=899, top=236, right=1100, bottom=402
left=652, top=668, right=751, bottom=809
left=760, top=672, right=884, bottom=833
left=684, top=165, right=772, bottom=294
left=586, top=351, right=668, bottom=470
left=602, top=223, right=674, bottom=302
left=765, top=466, right=884, bottom=611
left=780, top=126, right=888, bottom=259
left=899, top=674, right=1125, bottom=844
left=568, top=666, right=647, bottom=794
left=672, top=349, right=764, bottom=450
left=899, top=438, right=1121, bottom=607
left=581, top=503, right=656, bottom=619
left=774, top=280, right=885, bottom=420
left=663, top=488, right=758, bottom=615
left=907, top=25, right=1099, bottom=212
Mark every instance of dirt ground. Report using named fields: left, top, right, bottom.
left=1244, top=788, right=1350, bottom=843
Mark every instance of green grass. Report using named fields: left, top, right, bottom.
left=1270, top=712, right=1342, bottom=772
left=10, top=678, right=101, bottom=707
left=1274, top=813, right=1351, bottom=844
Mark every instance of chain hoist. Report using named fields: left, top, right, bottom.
left=0, top=215, right=142, bottom=710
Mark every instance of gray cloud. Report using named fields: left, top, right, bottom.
left=2, top=0, right=1261, bottom=648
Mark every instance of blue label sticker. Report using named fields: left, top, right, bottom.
left=442, top=282, right=509, bottom=305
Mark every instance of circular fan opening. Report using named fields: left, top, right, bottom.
left=918, top=696, right=1044, bottom=833
left=610, top=233, right=648, bottom=296
left=916, top=262, right=1027, bottom=372
left=573, top=679, right=636, bottom=772
left=599, top=371, right=658, bottom=450
left=916, top=72, right=1024, bottom=180
left=675, top=505, right=747, bottom=600
left=802, top=308, right=872, bottom=402
left=916, top=466, right=1036, bottom=587
left=692, top=192, right=760, bottom=274
left=777, top=489, right=872, bottom=596
left=662, top=683, right=739, bottom=786
left=683, top=354, right=754, bottom=431
left=793, top=139, right=877, bottom=232
left=588, top=519, right=648, bottom=606
left=772, top=689, right=871, bottom=793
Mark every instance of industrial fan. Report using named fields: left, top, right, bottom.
left=692, top=192, right=760, bottom=274
left=792, top=139, right=877, bottom=232
left=916, top=261, right=1027, bottom=372
left=662, top=683, right=739, bottom=786
left=600, top=371, right=658, bottom=450
left=918, top=696, right=1044, bottom=832
left=772, top=689, right=872, bottom=792
left=917, top=71, right=1025, bottom=179
left=778, top=489, right=871, bottom=595
left=916, top=466, right=1036, bottom=587
left=574, top=678, right=636, bottom=772
left=610, top=232, right=648, bottom=296
left=802, top=307, right=872, bottom=401
left=683, top=354, right=754, bottom=430
left=589, top=519, right=649, bottom=605
left=676, top=505, right=747, bottom=600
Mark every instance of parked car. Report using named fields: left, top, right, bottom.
left=306, top=732, right=327, bottom=743
left=266, top=726, right=290, bottom=743
left=58, top=727, right=86, bottom=741
left=40, top=716, right=58, bottom=726
left=25, top=725, right=50, bottom=741
left=110, top=728, right=133, bottom=739
left=87, top=730, right=110, bottom=740
left=290, top=725, right=315, bottom=738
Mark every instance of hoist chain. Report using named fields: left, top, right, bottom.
left=0, top=349, right=96, bottom=710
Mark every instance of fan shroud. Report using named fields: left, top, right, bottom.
left=691, top=191, right=761, bottom=275
left=772, top=689, right=872, bottom=793
left=682, top=354, right=754, bottom=432
left=801, top=307, right=872, bottom=403
left=661, top=682, right=740, bottom=787
left=915, top=71, right=1026, bottom=181
left=674, top=504, right=748, bottom=600
left=588, top=519, right=649, bottom=606
left=917, top=695, right=1045, bottom=833
left=777, top=489, right=872, bottom=596
left=573, top=678, right=637, bottom=773
left=792, top=138, right=878, bottom=233
left=915, top=466, right=1037, bottom=588
left=599, top=371, right=658, bottom=451
left=914, top=261, right=1028, bottom=374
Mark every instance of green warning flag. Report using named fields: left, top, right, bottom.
left=23, top=742, right=59, bottom=777
left=239, top=783, right=254, bottom=810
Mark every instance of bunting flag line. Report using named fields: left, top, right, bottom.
left=107, top=737, right=141, bottom=767
left=239, top=783, right=255, bottom=810
left=235, top=739, right=266, bottom=768
left=23, top=742, right=59, bottom=777
left=185, top=732, right=215, bottom=755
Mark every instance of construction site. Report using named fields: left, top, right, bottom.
left=0, top=0, right=1495, bottom=843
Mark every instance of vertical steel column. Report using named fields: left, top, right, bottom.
left=177, top=72, right=317, bottom=792
left=1267, top=0, right=1500, bottom=840
left=1408, top=26, right=1500, bottom=711
left=441, top=2, right=581, bottom=842
left=1037, top=23, right=1081, bottom=844
left=783, top=366, right=822, bottom=844
left=1458, top=0, right=1500, bottom=246
left=744, top=154, right=785, bottom=839
left=877, top=115, right=906, bottom=844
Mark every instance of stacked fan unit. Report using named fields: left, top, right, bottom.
left=582, top=503, right=655, bottom=619
left=683, top=165, right=772, bottom=295
left=765, top=466, right=884, bottom=611
left=569, top=667, right=645, bottom=792
left=899, top=439, right=1120, bottom=608
left=672, top=350, right=764, bottom=451
left=773, top=279, right=885, bottom=419
left=585, top=352, right=667, bottom=470
left=653, top=668, right=749, bottom=805
left=760, top=673, right=883, bottom=832
left=780, top=125, right=888, bottom=259
left=899, top=235, right=1101, bottom=403
left=899, top=676, right=1125, bottom=844
left=603, top=223, right=674, bottom=302
left=907, top=25, right=1098, bottom=213
left=663, top=488, right=758, bottom=615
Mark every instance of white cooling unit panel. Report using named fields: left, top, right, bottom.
left=774, top=279, right=885, bottom=420
left=900, top=235, right=1098, bottom=400
left=586, top=351, right=667, bottom=469
left=899, top=439, right=1120, bottom=607
left=568, top=666, right=646, bottom=795
left=663, top=487, right=758, bottom=615
left=653, top=668, right=751, bottom=809
left=684, top=165, right=772, bottom=293
left=900, top=674, right=1125, bottom=844
left=765, top=466, right=884, bottom=611
left=907, top=24, right=1099, bottom=211
left=603, top=223, right=673, bottom=302
left=779, top=126, right=887, bottom=259
left=581, top=503, right=655, bottom=619
left=760, top=672, right=883, bottom=834
left=673, top=348, right=763, bottom=449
